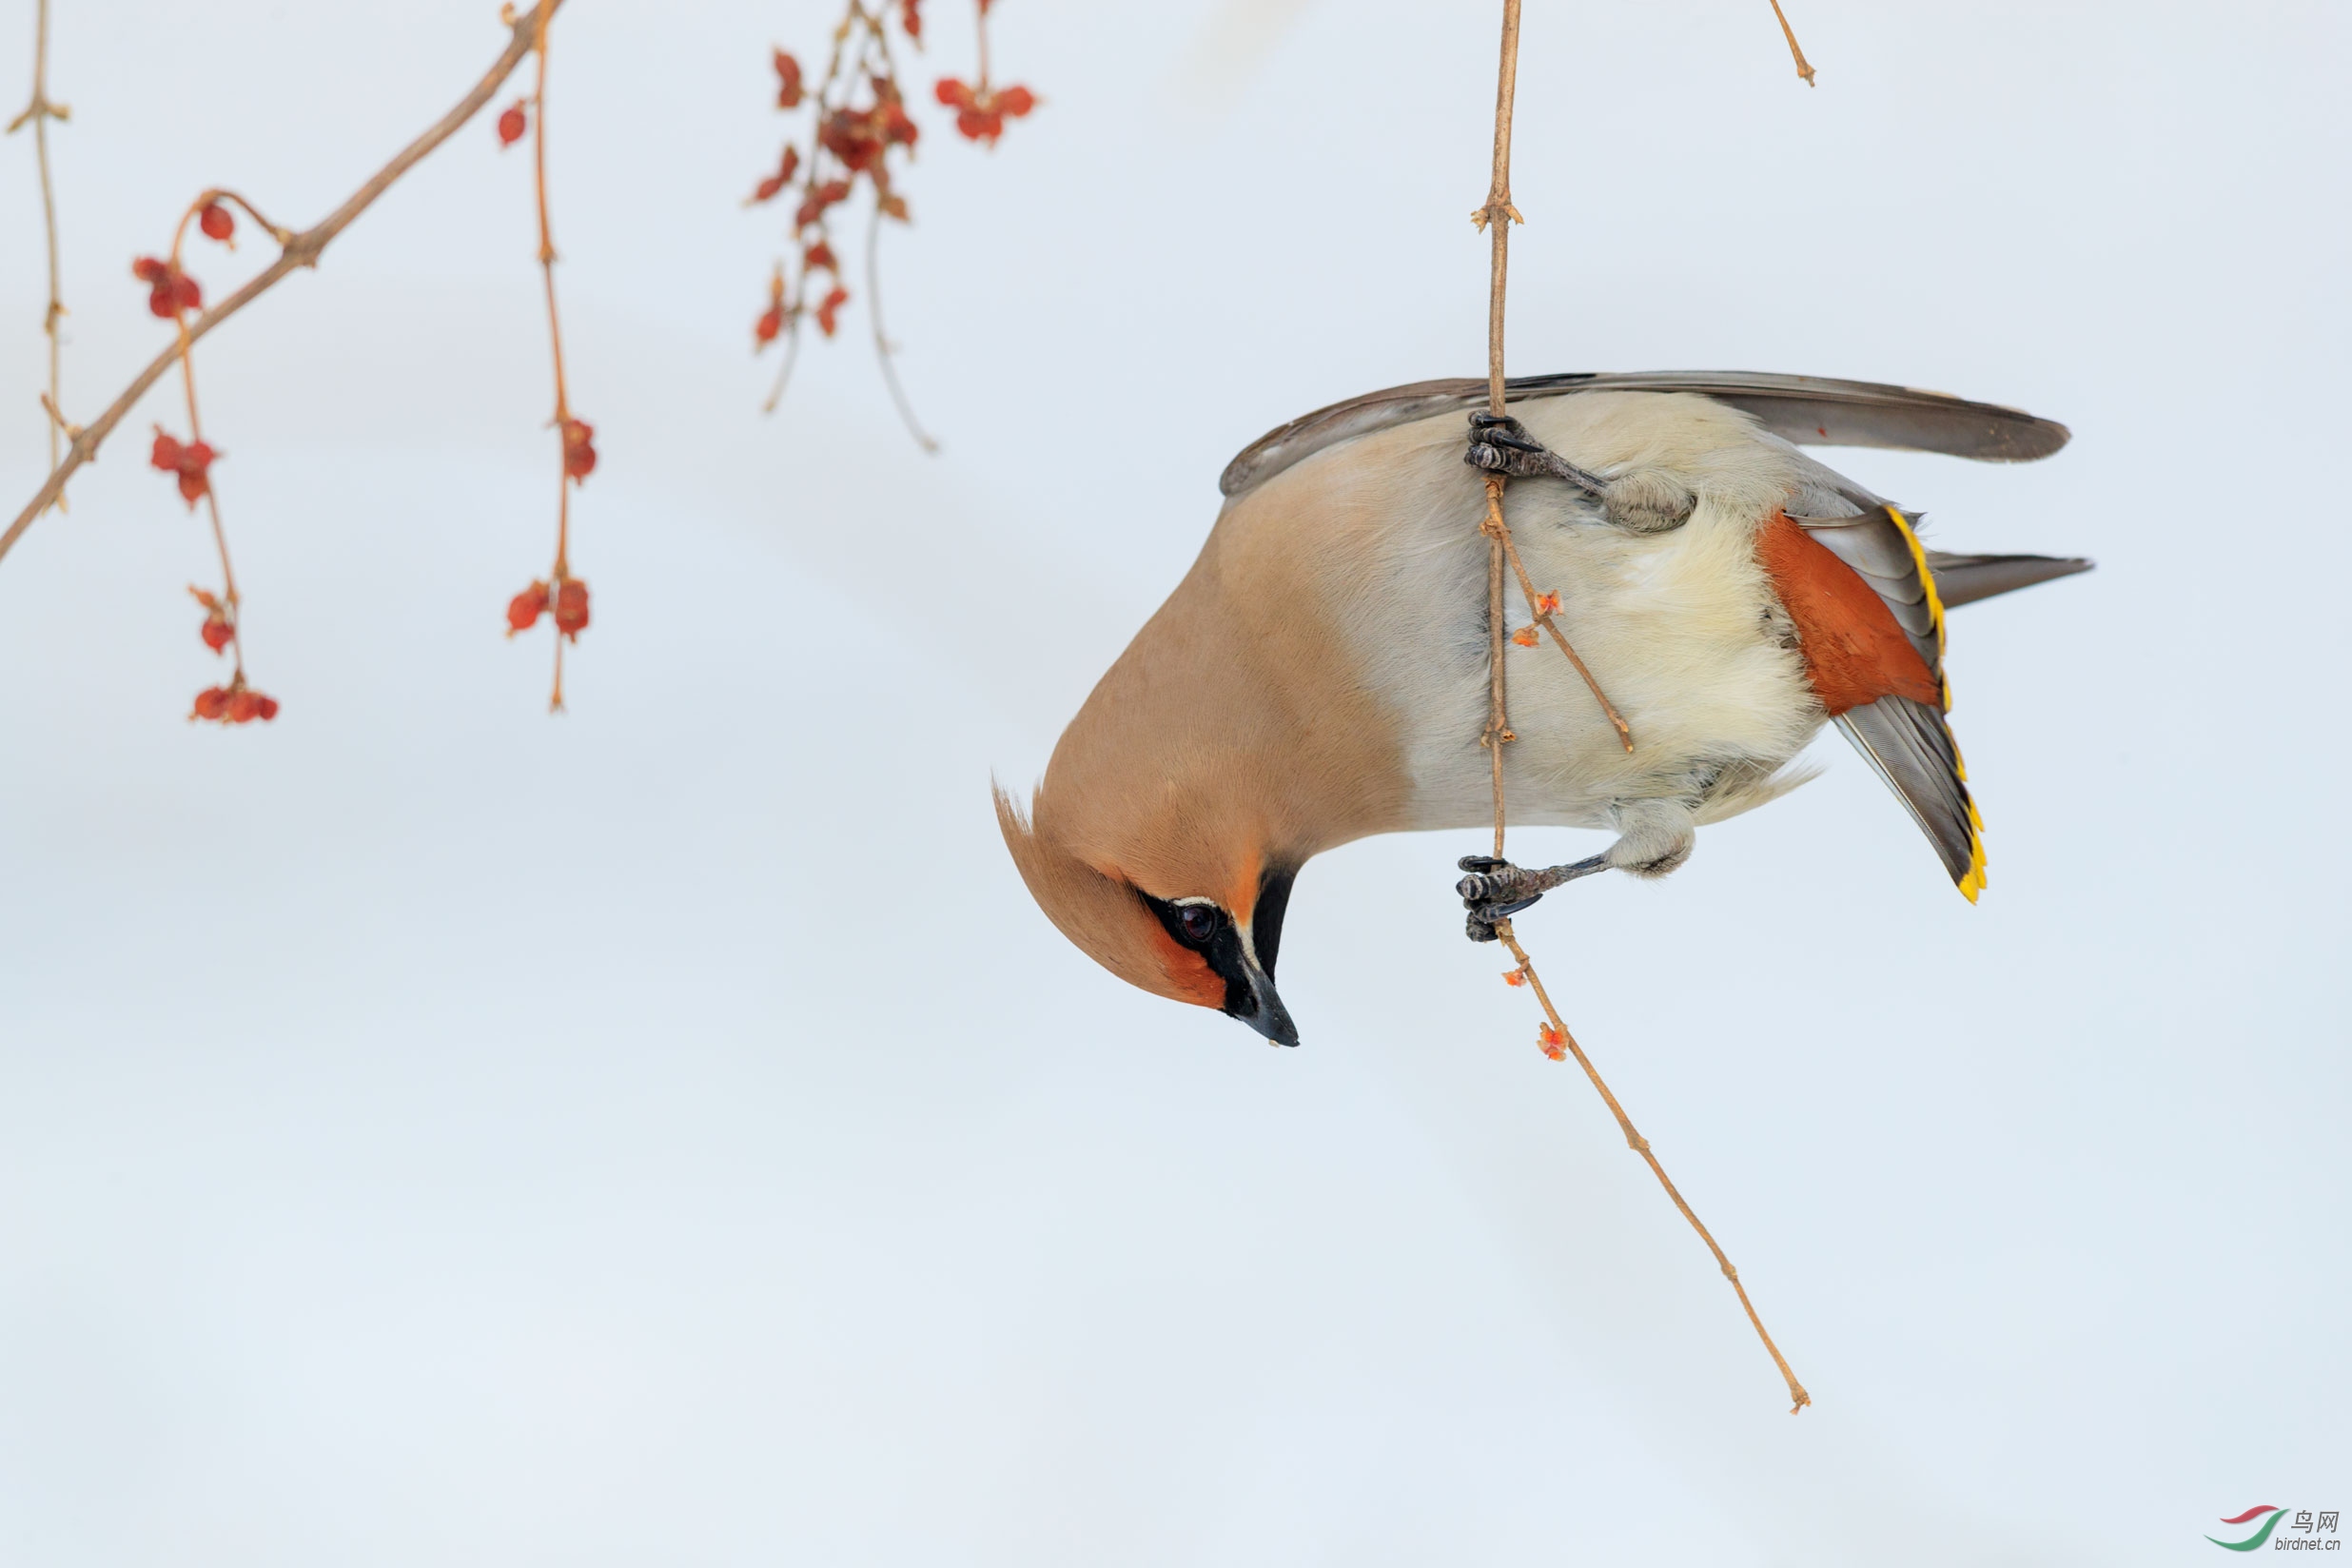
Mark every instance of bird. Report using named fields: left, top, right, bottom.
left=997, top=371, right=2089, bottom=1046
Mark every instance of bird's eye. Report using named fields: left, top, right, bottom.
left=1175, top=903, right=1224, bottom=946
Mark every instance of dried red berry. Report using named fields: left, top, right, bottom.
left=802, top=239, right=838, bottom=272
left=554, top=578, right=590, bottom=639
left=132, top=256, right=202, bottom=319
left=561, top=418, right=597, bottom=481
left=755, top=303, right=785, bottom=346
left=201, top=615, right=233, bottom=654
left=821, top=108, right=889, bottom=174
left=902, top=0, right=922, bottom=39
left=814, top=284, right=849, bottom=338
left=225, top=689, right=264, bottom=723
left=774, top=49, right=804, bottom=109
left=497, top=100, right=527, bottom=146
left=199, top=202, right=234, bottom=242
left=190, top=686, right=232, bottom=721
left=794, top=179, right=852, bottom=230
left=937, top=79, right=1036, bottom=146
left=507, top=580, right=550, bottom=636
left=150, top=427, right=219, bottom=506
left=751, top=145, right=800, bottom=204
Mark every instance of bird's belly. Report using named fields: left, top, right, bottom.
left=1341, top=487, right=1825, bottom=834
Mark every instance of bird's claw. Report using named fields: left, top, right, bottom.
left=1463, top=413, right=1608, bottom=497
left=1454, top=852, right=1611, bottom=942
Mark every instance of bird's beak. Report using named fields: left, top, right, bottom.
left=1225, top=920, right=1300, bottom=1047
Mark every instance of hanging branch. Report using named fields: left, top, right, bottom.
left=7, top=0, right=69, bottom=510
left=142, top=190, right=294, bottom=723
left=498, top=1, right=597, bottom=711
left=0, top=0, right=564, bottom=567
left=748, top=0, right=1035, bottom=446
left=1469, top=0, right=1811, bottom=1415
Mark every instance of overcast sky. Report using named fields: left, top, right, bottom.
left=2, top=1, right=2345, bottom=1563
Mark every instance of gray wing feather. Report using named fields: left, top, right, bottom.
left=1925, top=551, right=2095, bottom=609
left=1219, top=370, right=2070, bottom=498
left=1835, top=696, right=1983, bottom=892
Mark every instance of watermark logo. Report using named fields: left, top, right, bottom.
left=2208, top=1507, right=2340, bottom=1553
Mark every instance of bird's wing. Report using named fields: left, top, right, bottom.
left=1775, top=503, right=1989, bottom=901
left=1219, top=370, right=2071, bottom=498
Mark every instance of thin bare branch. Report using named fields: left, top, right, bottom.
left=10, top=0, right=70, bottom=513
left=1767, top=0, right=1816, bottom=87
left=865, top=202, right=936, bottom=452
left=1498, top=925, right=1812, bottom=1413
left=0, top=0, right=565, bottom=566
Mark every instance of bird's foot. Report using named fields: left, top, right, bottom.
left=1463, top=413, right=1695, bottom=533
left=1464, top=413, right=1608, bottom=496
left=1456, top=852, right=1609, bottom=942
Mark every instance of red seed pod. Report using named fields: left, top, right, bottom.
left=506, top=580, right=550, bottom=636
left=793, top=179, right=851, bottom=230
left=497, top=100, right=528, bottom=147
left=201, top=615, right=233, bottom=654
left=1534, top=590, right=1560, bottom=617
left=755, top=304, right=785, bottom=347
left=902, top=0, right=922, bottom=40
left=774, top=49, right=804, bottom=109
left=190, top=686, right=232, bottom=722
left=255, top=694, right=281, bottom=721
left=751, top=146, right=800, bottom=204
left=553, top=578, right=590, bottom=639
left=814, top=284, right=849, bottom=338
left=1502, top=970, right=1527, bottom=988
left=199, top=202, right=235, bottom=242
left=1537, top=1022, right=1567, bottom=1061
left=133, top=256, right=201, bottom=319
left=225, top=689, right=265, bottom=723
left=1511, top=626, right=1539, bottom=648
left=802, top=240, right=838, bottom=272
left=933, top=77, right=975, bottom=111
left=174, top=442, right=216, bottom=504
left=994, top=85, right=1037, bottom=118
left=560, top=419, right=597, bottom=482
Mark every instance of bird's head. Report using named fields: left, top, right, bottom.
left=994, top=779, right=1302, bottom=1047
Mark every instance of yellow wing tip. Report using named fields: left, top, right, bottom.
left=1956, top=833, right=1988, bottom=903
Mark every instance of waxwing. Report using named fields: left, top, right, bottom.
left=998, top=372, right=2088, bottom=1046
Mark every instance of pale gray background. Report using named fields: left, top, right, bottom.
left=1, top=1, right=2344, bottom=1563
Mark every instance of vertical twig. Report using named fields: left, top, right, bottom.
left=9, top=0, right=70, bottom=511
left=1469, top=0, right=1808, bottom=1413
left=1474, top=0, right=1523, bottom=855
left=525, top=1, right=590, bottom=714
left=865, top=201, right=937, bottom=451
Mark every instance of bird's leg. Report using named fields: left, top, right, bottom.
left=1457, top=852, right=1608, bottom=942
left=1455, top=801, right=1697, bottom=941
left=1463, top=412, right=1695, bottom=534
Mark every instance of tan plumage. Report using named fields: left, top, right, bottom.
left=1001, top=374, right=2087, bottom=1043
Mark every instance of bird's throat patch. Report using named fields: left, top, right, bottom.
left=1754, top=513, right=1941, bottom=715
